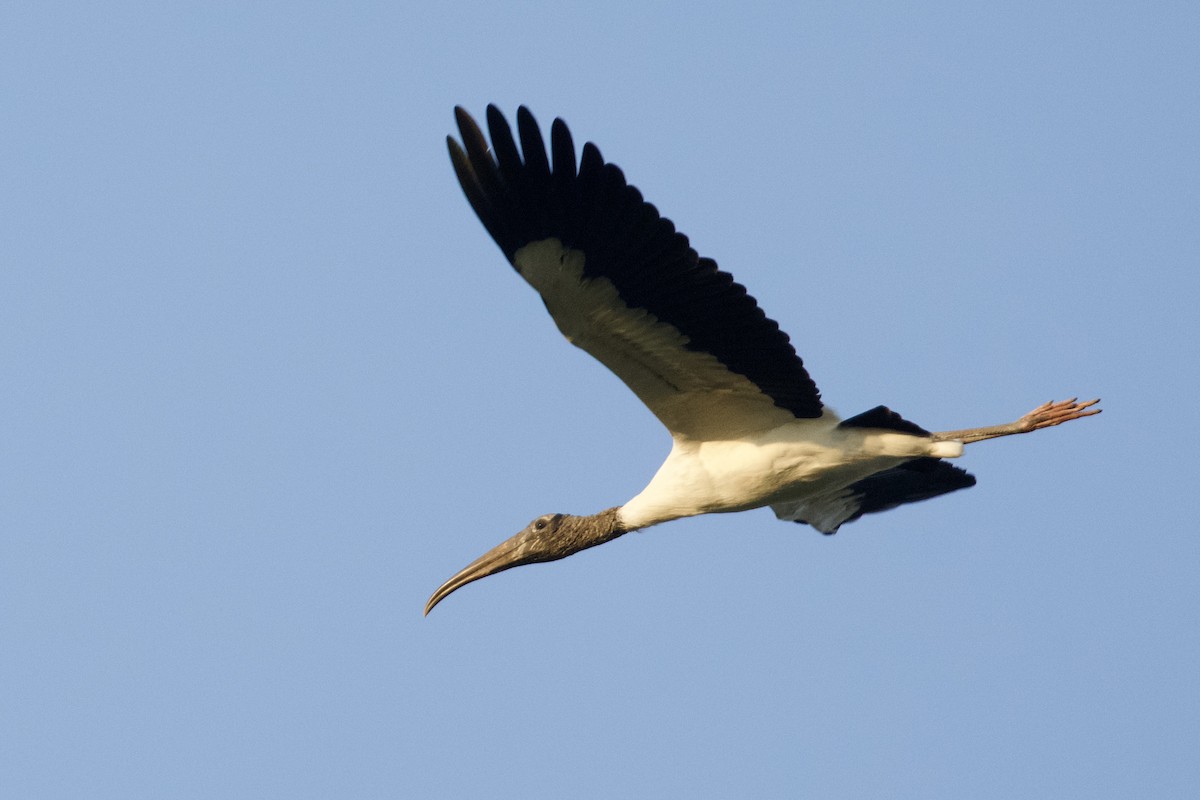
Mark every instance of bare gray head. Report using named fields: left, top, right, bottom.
left=424, top=508, right=626, bottom=614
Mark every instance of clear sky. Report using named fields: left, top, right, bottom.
left=3, top=2, right=1197, bottom=797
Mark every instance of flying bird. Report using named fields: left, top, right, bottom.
left=425, top=105, right=1099, bottom=614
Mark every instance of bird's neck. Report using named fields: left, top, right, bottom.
left=561, top=507, right=628, bottom=555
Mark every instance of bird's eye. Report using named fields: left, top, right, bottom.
left=534, top=518, right=548, bottom=531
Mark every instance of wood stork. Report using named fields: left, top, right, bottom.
left=425, top=106, right=1100, bottom=615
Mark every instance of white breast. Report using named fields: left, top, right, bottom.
left=619, top=417, right=959, bottom=530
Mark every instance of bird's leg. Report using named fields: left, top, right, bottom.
left=932, top=398, right=1101, bottom=445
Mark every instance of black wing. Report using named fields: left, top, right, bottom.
left=447, top=106, right=823, bottom=439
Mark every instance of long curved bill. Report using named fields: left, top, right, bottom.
left=424, top=532, right=529, bottom=615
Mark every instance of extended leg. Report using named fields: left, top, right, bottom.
left=933, top=398, right=1101, bottom=445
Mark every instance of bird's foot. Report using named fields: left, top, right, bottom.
left=1016, top=397, right=1102, bottom=433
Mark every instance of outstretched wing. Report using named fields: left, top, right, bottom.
left=447, top=105, right=823, bottom=440
left=772, top=458, right=977, bottom=534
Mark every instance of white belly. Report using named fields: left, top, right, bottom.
left=619, top=418, right=959, bottom=530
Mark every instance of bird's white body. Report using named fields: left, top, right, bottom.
left=621, top=418, right=963, bottom=530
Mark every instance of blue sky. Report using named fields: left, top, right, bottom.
left=3, top=2, right=1197, bottom=797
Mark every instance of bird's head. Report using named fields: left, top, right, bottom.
left=424, top=509, right=625, bottom=615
